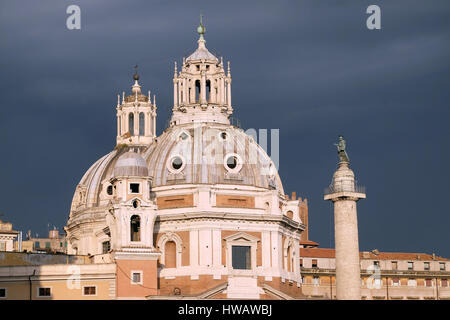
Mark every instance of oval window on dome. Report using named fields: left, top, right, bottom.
left=220, top=132, right=227, bottom=140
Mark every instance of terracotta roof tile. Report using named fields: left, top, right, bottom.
left=300, top=248, right=450, bottom=261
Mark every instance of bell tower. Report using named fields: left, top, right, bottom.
left=116, top=66, right=157, bottom=146
left=170, top=16, right=233, bottom=126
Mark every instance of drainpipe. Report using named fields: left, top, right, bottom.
left=29, top=269, right=36, bottom=300
left=386, top=276, right=389, bottom=300
left=436, top=277, right=439, bottom=300
left=330, top=275, right=332, bottom=299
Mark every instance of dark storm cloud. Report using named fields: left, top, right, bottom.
left=0, top=0, right=449, bottom=255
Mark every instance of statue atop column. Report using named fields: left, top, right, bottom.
left=334, top=135, right=349, bottom=163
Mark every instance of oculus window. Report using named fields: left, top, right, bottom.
left=172, top=156, right=183, bottom=170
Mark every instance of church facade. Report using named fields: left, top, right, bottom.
left=63, top=21, right=306, bottom=299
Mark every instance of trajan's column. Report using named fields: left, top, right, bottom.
left=324, top=136, right=366, bottom=300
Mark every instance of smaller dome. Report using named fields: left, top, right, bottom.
left=113, top=151, right=149, bottom=177
left=186, top=45, right=218, bottom=62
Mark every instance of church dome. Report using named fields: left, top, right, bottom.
left=186, top=46, right=218, bottom=62
left=113, top=151, right=149, bottom=177
left=186, top=19, right=218, bottom=62
left=142, top=123, right=284, bottom=192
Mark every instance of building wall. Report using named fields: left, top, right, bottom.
left=0, top=264, right=116, bottom=300
left=300, top=256, right=450, bottom=300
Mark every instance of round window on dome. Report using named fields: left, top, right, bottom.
left=224, top=153, right=242, bottom=173
left=220, top=132, right=227, bottom=140
left=172, top=156, right=183, bottom=170
left=226, top=156, right=237, bottom=169
left=168, top=155, right=185, bottom=173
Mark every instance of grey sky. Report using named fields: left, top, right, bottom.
left=0, top=0, right=449, bottom=256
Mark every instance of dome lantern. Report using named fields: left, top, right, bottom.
left=170, top=17, right=233, bottom=126
left=116, top=66, right=157, bottom=147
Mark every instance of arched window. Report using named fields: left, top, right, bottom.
left=287, top=245, right=293, bottom=272
left=130, top=215, right=140, bottom=242
left=195, top=80, right=201, bottom=102
left=128, top=113, right=134, bottom=136
left=286, top=210, right=293, bottom=220
left=139, top=113, right=145, bottom=136
left=206, top=79, right=211, bottom=102
left=164, top=241, right=177, bottom=268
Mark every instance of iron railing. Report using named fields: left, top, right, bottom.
left=324, top=184, right=366, bottom=195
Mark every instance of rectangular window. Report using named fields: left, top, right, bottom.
left=374, top=278, right=382, bottom=288
left=102, top=241, right=111, bottom=254
left=424, top=262, right=430, bottom=271
left=0, top=242, right=6, bottom=251
left=440, top=263, right=446, bottom=271
left=45, top=242, right=51, bottom=249
left=407, top=278, right=416, bottom=287
left=312, top=259, right=318, bottom=268
left=408, top=262, right=414, bottom=270
left=392, top=261, right=398, bottom=270
left=232, top=245, right=251, bottom=270
left=442, top=279, right=448, bottom=287
left=313, top=276, right=320, bottom=286
left=392, top=277, right=400, bottom=286
left=35, top=242, right=40, bottom=249
left=300, top=259, right=303, bottom=267
left=132, top=272, right=142, bottom=284
left=0, top=288, right=6, bottom=298
left=130, top=183, right=140, bottom=194
left=83, top=286, right=96, bottom=296
left=374, top=261, right=380, bottom=266
left=38, top=287, right=51, bottom=297
left=425, top=279, right=432, bottom=287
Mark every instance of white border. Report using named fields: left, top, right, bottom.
left=223, top=153, right=243, bottom=174
left=128, top=182, right=141, bottom=194
left=82, top=285, right=98, bottom=297
left=130, top=270, right=143, bottom=285
left=167, top=154, right=186, bottom=174
left=37, top=286, right=52, bottom=298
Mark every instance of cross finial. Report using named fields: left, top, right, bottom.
left=197, top=13, right=205, bottom=36
left=133, top=64, right=139, bottom=81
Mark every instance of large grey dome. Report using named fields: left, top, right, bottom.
left=142, top=123, right=284, bottom=192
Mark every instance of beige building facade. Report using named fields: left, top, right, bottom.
left=300, top=248, right=450, bottom=300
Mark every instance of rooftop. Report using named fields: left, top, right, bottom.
left=300, top=247, right=450, bottom=261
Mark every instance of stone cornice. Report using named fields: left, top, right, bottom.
left=156, top=212, right=305, bottom=231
